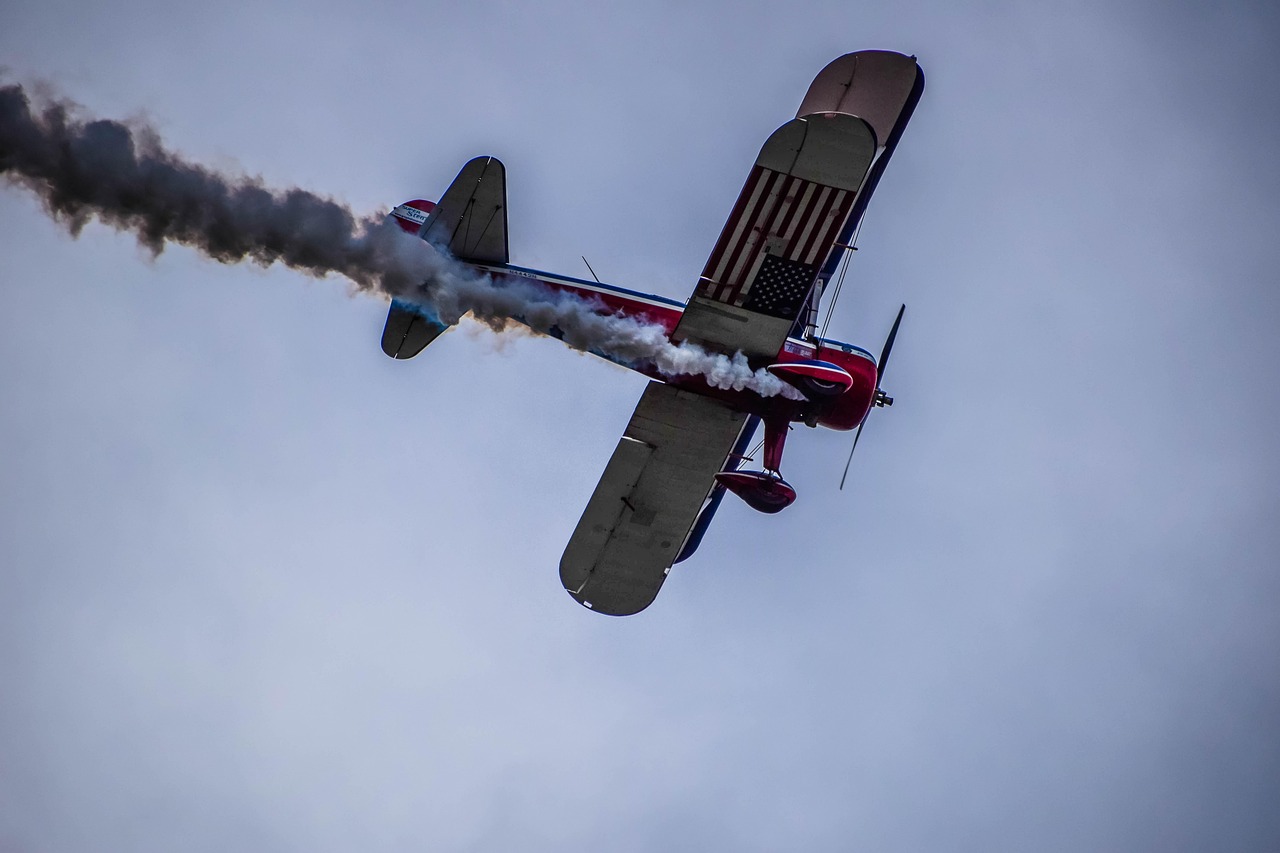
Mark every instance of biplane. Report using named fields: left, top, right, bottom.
left=381, top=51, right=924, bottom=615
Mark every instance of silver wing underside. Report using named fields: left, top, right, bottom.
left=560, top=382, right=751, bottom=616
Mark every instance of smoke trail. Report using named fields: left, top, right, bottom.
left=0, top=81, right=800, bottom=398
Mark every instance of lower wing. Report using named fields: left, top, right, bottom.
left=560, top=382, right=752, bottom=615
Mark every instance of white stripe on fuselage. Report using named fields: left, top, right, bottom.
left=470, top=262, right=876, bottom=363
left=472, top=263, right=685, bottom=313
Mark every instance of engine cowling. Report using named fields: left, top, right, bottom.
left=766, top=359, right=854, bottom=399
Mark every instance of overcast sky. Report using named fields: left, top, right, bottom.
left=2, top=1, right=1278, bottom=851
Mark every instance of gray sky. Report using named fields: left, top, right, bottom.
left=2, top=1, right=1278, bottom=850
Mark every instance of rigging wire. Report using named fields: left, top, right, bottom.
left=818, top=244, right=853, bottom=341
left=818, top=211, right=868, bottom=341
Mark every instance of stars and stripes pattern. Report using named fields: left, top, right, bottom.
left=695, top=165, right=855, bottom=320
left=742, top=255, right=818, bottom=319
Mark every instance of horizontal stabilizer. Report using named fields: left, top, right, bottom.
left=381, top=298, right=450, bottom=359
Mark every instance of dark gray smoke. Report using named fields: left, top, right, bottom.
left=0, top=81, right=797, bottom=397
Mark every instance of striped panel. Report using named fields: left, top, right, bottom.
left=694, top=166, right=855, bottom=314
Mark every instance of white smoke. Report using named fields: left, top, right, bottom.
left=0, top=80, right=801, bottom=398
left=378, top=235, right=800, bottom=396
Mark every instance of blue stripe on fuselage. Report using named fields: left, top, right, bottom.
left=477, top=263, right=686, bottom=311
left=473, top=262, right=875, bottom=365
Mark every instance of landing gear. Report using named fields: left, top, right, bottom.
left=714, top=416, right=797, bottom=513
left=714, top=470, right=797, bottom=513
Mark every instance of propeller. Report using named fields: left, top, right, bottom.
left=839, top=303, right=904, bottom=490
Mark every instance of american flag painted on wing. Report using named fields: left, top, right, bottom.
left=694, top=164, right=855, bottom=320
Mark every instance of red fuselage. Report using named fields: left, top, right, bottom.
left=472, top=262, right=879, bottom=432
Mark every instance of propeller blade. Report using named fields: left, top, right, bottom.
left=838, top=304, right=905, bottom=491
left=876, top=303, right=905, bottom=387
left=838, top=421, right=865, bottom=490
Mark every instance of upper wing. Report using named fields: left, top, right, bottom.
left=672, top=114, right=876, bottom=358
left=560, top=382, right=751, bottom=616
left=674, top=50, right=923, bottom=358
left=420, top=156, right=509, bottom=264
left=799, top=51, right=925, bottom=306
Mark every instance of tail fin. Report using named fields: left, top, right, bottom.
left=421, top=156, right=508, bottom=264
left=379, top=158, right=509, bottom=360
left=389, top=198, right=435, bottom=234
